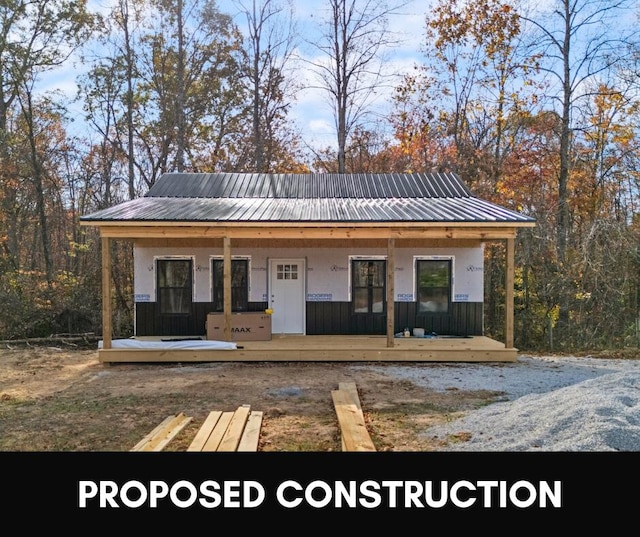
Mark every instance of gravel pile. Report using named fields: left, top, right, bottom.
left=356, top=355, right=640, bottom=451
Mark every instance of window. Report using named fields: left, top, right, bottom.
left=212, top=259, right=249, bottom=311
left=157, top=258, right=193, bottom=314
left=352, top=259, right=385, bottom=313
left=276, top=263, right=298, bottom=280
left=416, top=259, right=451, bottom=313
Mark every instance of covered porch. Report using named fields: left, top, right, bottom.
left=90, top=223, right=525, bottom=363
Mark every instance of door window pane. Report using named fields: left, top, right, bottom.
left=371, top=288, right=384, bottom=313
left=353, top=288, right=370, bottom=313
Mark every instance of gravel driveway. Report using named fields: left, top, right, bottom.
left=356, top=355, right=640, bottom=451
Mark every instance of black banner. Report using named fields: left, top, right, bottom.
left=1, top=451, right=635, bottom=528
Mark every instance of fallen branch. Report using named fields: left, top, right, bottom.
left=0, top=333, right=99, bottom=348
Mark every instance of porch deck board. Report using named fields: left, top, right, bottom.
left=98, top=335, right=518, bottom=363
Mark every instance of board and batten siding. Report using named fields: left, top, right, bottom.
left=135, top=300, right=482, bottom=337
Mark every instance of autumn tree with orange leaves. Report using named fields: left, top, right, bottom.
left=391, top=0, right=640, bottom=350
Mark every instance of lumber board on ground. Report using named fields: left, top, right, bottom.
left=331, top=389, right=376, bottom=452
left=338, top=381, right=363, bottom=415
left=337, top=381, right=366, bottom=450
left=131, top=412, right=192, bottom=452
left=217, top=405, right=252, bottom=451
left=237, top=411, right=263, bottom=452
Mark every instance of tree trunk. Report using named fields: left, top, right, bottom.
left=175, top=0, right=186, bottom=172
left=23, top=91, right=53, bottom=285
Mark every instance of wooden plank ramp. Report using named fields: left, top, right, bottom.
left=187, top=405, right=263, bottom=452
left=131, top=412, right=193, bottom=452
left=331, top=382, right=376, bottom=452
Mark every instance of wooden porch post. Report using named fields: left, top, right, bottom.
left=101, top=236, right=112, bottom=349
left=505, top=237, right=515, bottom=349
left=386, top=238, right=395, bottom=348
left=223, top=236, right=232, bottom=341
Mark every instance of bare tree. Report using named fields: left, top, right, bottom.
left=305, top=0, right=408, bottom=173
left=17, top=84, right=53, bottom=283
left=115, top=0, right=142, bottom=199
left=234, top=0, right=299, bottom=172
left=78, top=0, right=144, bottom=206
left=136, top=0, right=246, bottom=177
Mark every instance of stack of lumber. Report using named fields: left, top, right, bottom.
left=331, top=381, right=376, bottom=452
left=187, top=405, right=263, bottom=452
left=130, top=405, right=263, bottom=452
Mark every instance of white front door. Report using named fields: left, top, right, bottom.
left=269, top=258, right=306, bottom=334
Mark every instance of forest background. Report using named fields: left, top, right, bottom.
left=1, top=0, right=639, bottom=353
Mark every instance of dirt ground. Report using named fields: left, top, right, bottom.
left=0, top=342, right=508, bottom=452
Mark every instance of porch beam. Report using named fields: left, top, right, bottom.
left=133, top=238, right=484, bottom=249
left=505, top=237, right=515, bottom=348
left=101, top=236, right=112, bottom=349
left=223, top=236, right=232, bottom=341
left=386, top=238, right=395, bottom=348
left=95, top=225, right=524, bottom=241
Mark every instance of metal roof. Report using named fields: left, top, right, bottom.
left=80, top=172, right=536, bottom=224
left=144, top=172, right=473, bottom=199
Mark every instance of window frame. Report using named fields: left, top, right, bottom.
left=210, top=256, right=250, bottom=312
left=350, top=257, right=387, bottom=314
left=414, top=256, right=454, bottom=315
left=155, top=256, right=195, bottom=316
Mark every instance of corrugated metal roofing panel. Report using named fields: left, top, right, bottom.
left=143, top=172, right=473, bottom=199
left=81, top=196, right=535, bottom=223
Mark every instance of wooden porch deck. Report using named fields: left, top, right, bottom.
left=98, top=334, right=517, bottom=363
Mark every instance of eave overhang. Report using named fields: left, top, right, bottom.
left=80, top=219, right=535, bottom=240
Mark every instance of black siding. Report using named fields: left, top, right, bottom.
left=306, top=301, right=483, bottom=336
left=136, top=301, right=483, bottom=336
